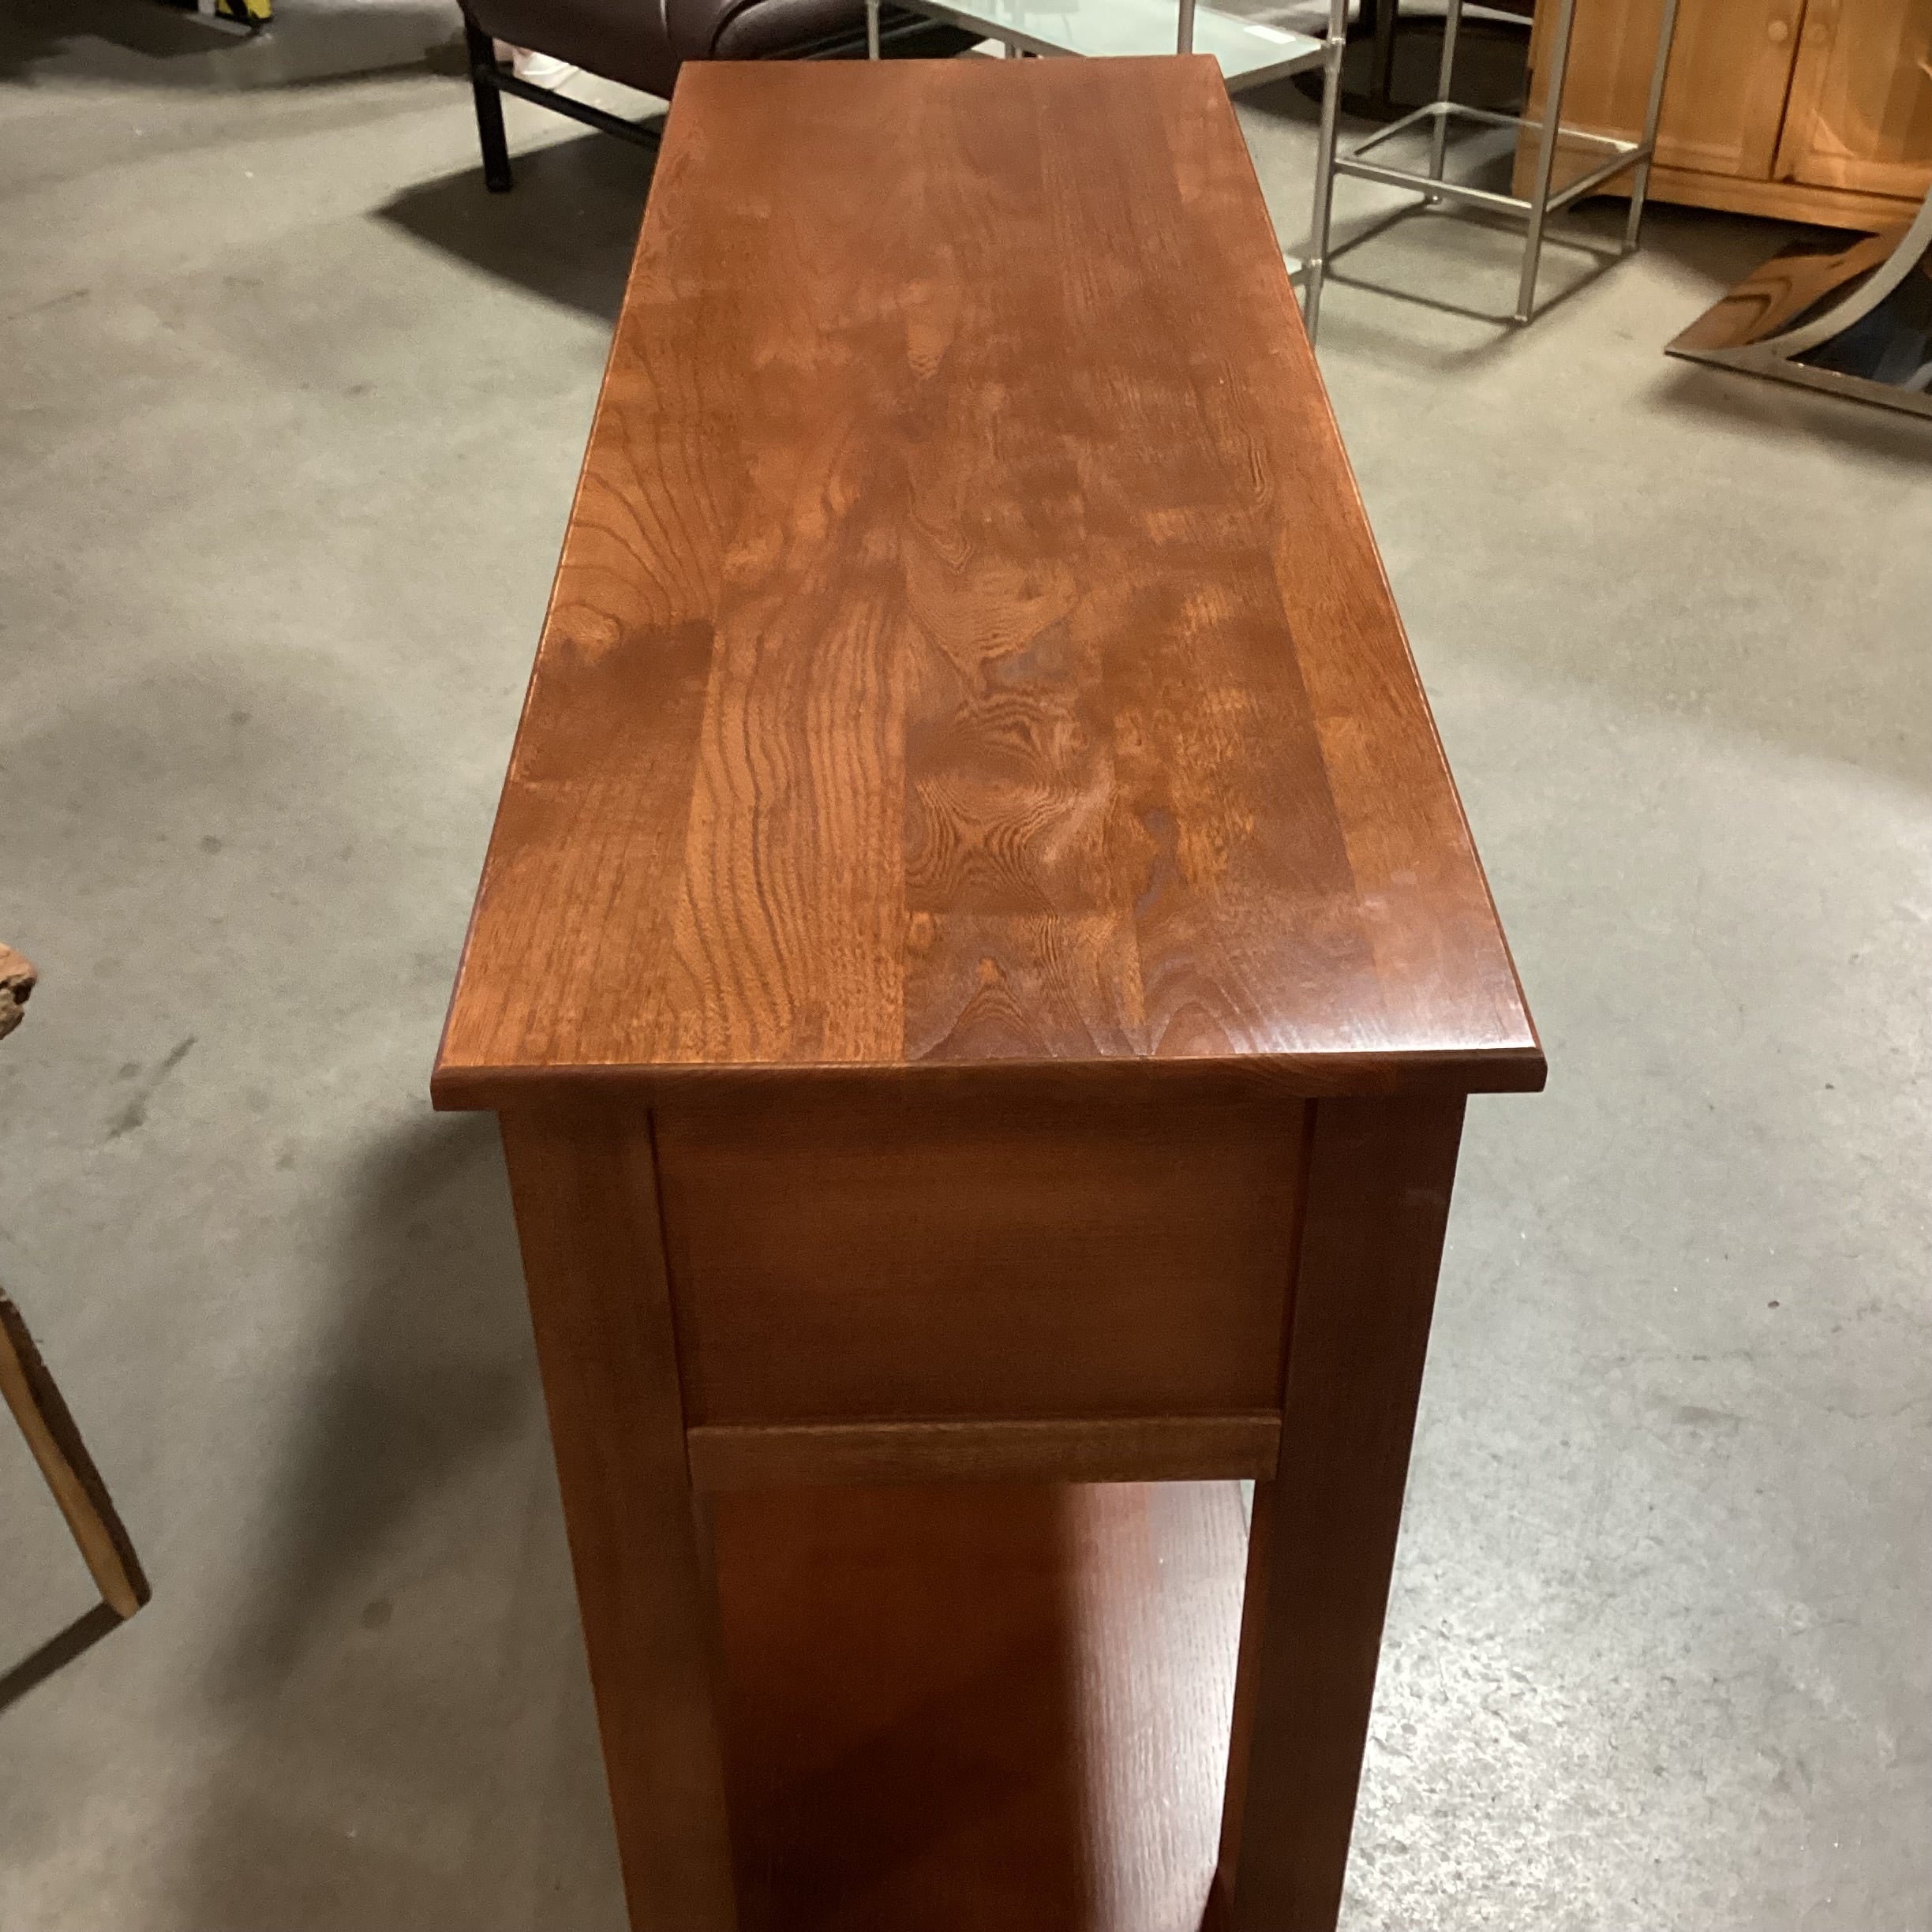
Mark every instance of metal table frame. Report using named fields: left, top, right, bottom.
left=1664, top=182, right=1932, bottom=419
left=864, top=0, right=1331, bottom=80
left=1309, top=0, right=1682, bottom=335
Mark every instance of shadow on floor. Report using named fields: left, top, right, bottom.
left=379, top=129, right=654, bottom=324
left=1649, top=351, right=1932, bottom=470
left=0, top=0, right=462, bottom=90
left=0, top=0, right=235, bottom=75
left=170, top=1114, right=627, bottom=1930
left=0, top=1602, right=125, bottom=1715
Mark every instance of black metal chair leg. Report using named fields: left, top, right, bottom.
left=463, top=13, right=515, bottom=193
left=1369, top=0, right=1399, bottom=114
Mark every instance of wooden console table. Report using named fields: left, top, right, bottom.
left=436, top=56, right=1544, bottom=1932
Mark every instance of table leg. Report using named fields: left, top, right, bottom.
left=1217, top=1094, right=1466, bottom=1932
left=500, top=1110, right=738, bottom=1932
left=1515, top=0, right=1579, bottom=322
left=1301, top=0, right=1347, bottom=344
left=1426, top=0, right=1464, bottom=187
left=1623, top=0, right=1683, bottom=253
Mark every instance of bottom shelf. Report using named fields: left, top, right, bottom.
left=710, top=1480, right=1249, bottom=1932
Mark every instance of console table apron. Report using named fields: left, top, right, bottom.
left=435, top=56, right=1544, bottom=1932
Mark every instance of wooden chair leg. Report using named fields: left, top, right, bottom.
left=0, top=1292, right=151, bottom=1620
left=1218, top=1095, right=1466, bottom=1932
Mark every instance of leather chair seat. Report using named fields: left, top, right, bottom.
left=468, top=0, right=945, bottom=103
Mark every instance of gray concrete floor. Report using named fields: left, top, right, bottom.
left=2, top=2, right=1929, bottom=1926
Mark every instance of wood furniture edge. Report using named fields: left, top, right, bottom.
left=1215, top=79, right=1548, bottom=1112
left=1515, top=142, right=1925, bottom=232
left=1642, top=163, right=1926, bottom=230
left=686, top=1414, right=1283, bottom=1491
left=432, top=1046, right=1548, bottom=1112
left=425, top=140, right=680, bottom=1107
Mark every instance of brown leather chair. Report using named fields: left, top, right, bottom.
left=459, top=0, right=972, bottom=189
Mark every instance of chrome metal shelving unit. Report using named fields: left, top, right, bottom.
left=863, top=0, right=1681, bottom=345
left=1311, top=0, right=1682, bottom=333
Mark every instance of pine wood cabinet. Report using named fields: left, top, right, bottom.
left=1520, top=0, right=1932, bottom=227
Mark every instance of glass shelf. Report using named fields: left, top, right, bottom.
left=887, top=0, right=1324, bottom=92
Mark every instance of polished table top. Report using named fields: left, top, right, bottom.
left=434, top=56, right=1541, bottom=1110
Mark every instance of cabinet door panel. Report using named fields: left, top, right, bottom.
left=1524, top=0, right=1802, bottom=179
left=1774, top=0, right=1932, bottom=197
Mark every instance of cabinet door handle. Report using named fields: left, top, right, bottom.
left=1766, top=16, right=1789, bottom=42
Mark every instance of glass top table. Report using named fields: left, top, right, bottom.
left=865, top=0, right=1325, bottom=93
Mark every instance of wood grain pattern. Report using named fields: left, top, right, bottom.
left=686, top=1414, right=1282, bottom=1489
left=1668, top=223, right=1908, bottom=352
left=433, top=56, right=1541, bottom=1113
left=1526, top=0, right=1802, bottom=180
left=496, top=1110, right=739, bottom=1932
left=653, top=1084, right=1305, bottom=1427
left=1567, top=157, right=1925, bottom=227
left=1773, top=0, right=1932, bottom=198
left=1215, top=1095, right=1465, bottom=1932
left=710, top=1480, right=1247, bottom=1932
